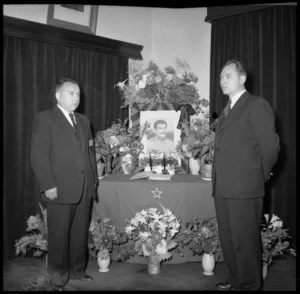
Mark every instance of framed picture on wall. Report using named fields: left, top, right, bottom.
left=47, top=5, right=98, bottom=35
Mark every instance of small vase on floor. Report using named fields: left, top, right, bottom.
left=201, top=164, right=212, bottom=180
left=147, top=254, right=161, bottom=274
left=262, top=262, right=268, bottom=280
left=97, top=250, right=110, bottom=272
left=202, top=253, right=215, bottom=275
left=189, top=157, right=200, bottom=175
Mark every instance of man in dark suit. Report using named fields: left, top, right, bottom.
left=212, top=60, right=280, bottom=291
left=30, top=77, right=98, bottom=291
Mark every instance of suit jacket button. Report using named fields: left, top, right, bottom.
left=216, top=147, right=219, bottom=151
left=81, top=171, right=84, bottom=174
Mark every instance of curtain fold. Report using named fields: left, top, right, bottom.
left=3, top=35, right=128, bottom=262
left=209, top=6, right=296, bottom=247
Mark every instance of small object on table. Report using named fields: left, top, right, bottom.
left=149, top=153, right=152, bottom=171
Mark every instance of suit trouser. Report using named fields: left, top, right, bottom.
left=214, top=194, right=263, bottom=290
left=46, top=177, right=92, bottom=287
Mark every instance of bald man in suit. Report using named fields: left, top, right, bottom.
left=212, top=60, right=280, bottom=291
left=30, top=77, right=98, bottom=291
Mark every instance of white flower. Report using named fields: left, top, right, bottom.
left=181, top=144, right=188, bottom=152
left=138, top=79, right=146, bottom=89
left=125, top=153, right=132, bottom=159
left=26, top=216, right=39, bottom=231
left=142, top=243, right=150, bottom=256
left=139, top=231, right=150, bottom=240
left=125, top=225, right=135, bottom=234
left=116, top=80, right=127, bottom=89
left=119, top=146, right=125, bottom=152
left=156, top=239, right=167, bottom=255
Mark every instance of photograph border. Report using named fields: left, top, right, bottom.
left=47, top=5, right=98, bottom=35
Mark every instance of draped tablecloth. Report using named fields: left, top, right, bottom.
left=92, top=173, right=215, bottom=264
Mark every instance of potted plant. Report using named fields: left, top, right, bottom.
left=124, top=204, right=181, bottom=274
left=94, top=119, right=151, bottom=175
left=115, top=58, right=203, bottom=113
left=15, top=202, right=48, bottom=260
left=176, top=115, right=215, bottom=177
left=176, top=217, right=222, bottom=275
left=88, top=217, right=127, bottom=272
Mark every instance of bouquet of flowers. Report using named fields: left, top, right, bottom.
left=116, top=58, right=204, bottom=113
left=125, top=204, right=181, bottom=262
left=176, top=217, right=222, bottom=261
left=88, top=217, right=127, bottom=258
left=94, top=119, right=151, bottom=174
left=261, top=214, right=291, bottom=265
left=15, top=202, right=48, bottom=257
left=176, top=116, right=215, bottom=162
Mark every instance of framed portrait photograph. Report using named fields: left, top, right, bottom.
left=140, top=110, right=181, bottom=157
left=47, top=5, right=98, bottom=35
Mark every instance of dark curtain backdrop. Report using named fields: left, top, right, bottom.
left=209, top=6, right=296, bottom=247
left=3, top=35, right=128, bottom=262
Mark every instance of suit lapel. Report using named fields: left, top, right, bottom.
left=53, top=106, right=84, bottom=153
left=217, top=91, right=249, bottom=133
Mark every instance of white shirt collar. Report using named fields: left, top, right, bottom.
left=57, top=104, right=75, bottom=125
left=230, top=89, right=246, bottom=109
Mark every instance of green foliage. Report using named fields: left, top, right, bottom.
left=116, top=59, right=204, bottom=113
left=175, top=217, right=223, bottom=261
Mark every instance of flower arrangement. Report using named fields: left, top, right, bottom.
left=15, top=202, right=48, bottom=257
left=116, top=58, right=204, bottom=113
left=94, top=119, right=151, bottom=174
left=176, top=217, right=222, bottom=261
left=176, top=116, right=215, bottom=162
left=125, top=204, right=181, bottom=262
left=261, top=214, right=291, bottom=266
left=88, top=217, right=128, bottom=258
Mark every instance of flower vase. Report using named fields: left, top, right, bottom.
left=201, top=164, right=212, bottom=180
left=189, top=157, right=201, bottom=175
left=97, top=251, right=111, bottom=272
left=147, top=255, right=161, bottom=274
left=202, top=253, right=215, bottom=275
left=121, top=155, right=133, bottom=174
left=97, top=162, right=105, bottom=178
left=262, top=262, right=268, bottom=280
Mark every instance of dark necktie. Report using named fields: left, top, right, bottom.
left=69, top=113, right=77, bottom=132
left=224, top=99, right=232, bottom=118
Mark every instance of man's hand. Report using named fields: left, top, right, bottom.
left=45, top=187, right=58, bottom=199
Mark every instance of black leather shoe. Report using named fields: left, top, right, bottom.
left=216, top=282, right=233, bottom=290
left=73, top=274, right=94, bottom=282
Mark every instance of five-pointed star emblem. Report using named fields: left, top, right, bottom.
left=151, top=187, right=163, bottom=198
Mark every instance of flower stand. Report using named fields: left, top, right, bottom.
left=147, top=255, right=161, bottom=274
left=97, top=251, right=111, bottom=272
left=202, top=253, right=215, bottom=275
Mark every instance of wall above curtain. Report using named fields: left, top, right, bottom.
left=4, top=15, right=143, bottom=59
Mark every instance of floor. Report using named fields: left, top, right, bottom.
left=3, top=253, right=296, bottom=291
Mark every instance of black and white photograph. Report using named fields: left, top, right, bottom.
left=3, top=3, right=296, bottom=292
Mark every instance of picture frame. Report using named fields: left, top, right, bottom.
left=139, top=110, right=182, bottom=166
left=47, top=5, right=98, bottom=35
